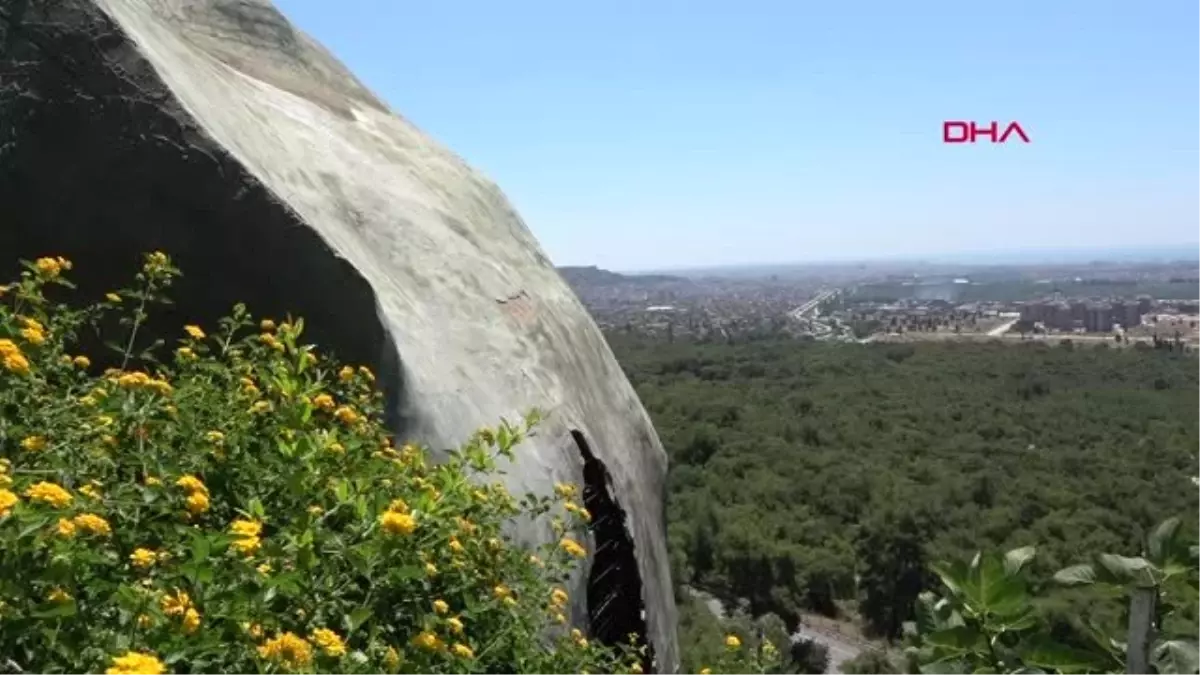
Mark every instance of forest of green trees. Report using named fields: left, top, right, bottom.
left=606, top=336, right=1198, bottom=671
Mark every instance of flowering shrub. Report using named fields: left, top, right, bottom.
left=0, top=253, right=648, bottom=674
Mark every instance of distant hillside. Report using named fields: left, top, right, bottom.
left=557, top=265, right=686, bottom=286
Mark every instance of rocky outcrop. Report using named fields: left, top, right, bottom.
left=0, top=0, right=677, bottom=669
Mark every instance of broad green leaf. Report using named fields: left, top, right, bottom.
left=932, top=559, right=970, bottom=598
left=1053, top=564, right=1096, bottom=587
left=346, top=607, right=372, bottom=633
left=1149, top=517, right=1181, bottom=563
left=1097, top=553, right=1160, bottom=587
left=1004, top=546, right=1037, bottom=576
left=1023, top=636, right=1117, bottom=674
left=996, top=606, right=1040, bottom=633
left=924, top=625, right=987, bottom=653
left=1154, top=640, right=1199, bottom=675
left=966, top=553, right=1029, bottom=620
left=191, top=531, right=211, bottom=564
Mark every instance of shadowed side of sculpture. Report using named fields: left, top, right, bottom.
left=0, top=0, right=409, bottom=429
left=573, top=430, right=653, bottom=672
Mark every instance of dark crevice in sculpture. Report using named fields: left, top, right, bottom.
left=0, top=0, right=411, bottom=437
left=572, top=429, right=653, bottom=672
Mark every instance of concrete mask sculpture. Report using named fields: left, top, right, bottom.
left=0, top=0, right=678, bottom=669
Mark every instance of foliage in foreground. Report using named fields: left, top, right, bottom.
left=906, top=517, right=1199, bottom=674
left=0, top=253, right=707, bottom=674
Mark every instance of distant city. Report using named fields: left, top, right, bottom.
left=560, top=248, right=1200, bottom=349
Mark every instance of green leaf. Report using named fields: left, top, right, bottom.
left=923, top=625, right=987, bottom=653
left=1149, top=517, right=1181, bottom=563
left=191, top=532, right=211, bottom=564
left=996, top=606, right=1040, bottom=633
left=1097, top=553, right=1159, bottom=587
left=1153, top=639, right=1199, bottom=675
left=1022, top=636, right=1115, bottom=674
left=32, top=599, right=78, bottom=618
left=388, top=565, right=423, bottom=583
left=932, top=559, right=970, bottom=598
left=346, top=607, right=372, bottom=633
left=968, top=553, right=1029, bottom=621
left=1004, top=546, right=1037, bottom=576
left=1053, top=564, right=1097, bottom=586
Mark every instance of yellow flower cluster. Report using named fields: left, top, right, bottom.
left=130, top=548, right=158, bottom=569
left=114, top=371, right=173, bottom=396
left=310, top=627, right=347, bottom=657
left=183, top=325, right=206, bottom=340
left=105, top=651, right=165, bottom=675
left=24, top=481, right=73, bottom=508
left=73, top=512, right=112, bottom=536
left=333, top=405, right=360, bottom=425
left=229, top=518, right=264, bottom=556
left=175, top=475, right=209, bottom=515
left=379, top=507, right=417, bottom=536
left=0, top=488, right=18, bottom=517
left=0, top=338, right=31, bottom=375
left=564, top=500, right=592, bottom=522
left=559, top=537, right=587, bottom=558
left=258, top=332, right=285, bottom=352
left=34, top=256, right=72, bottom=278
left=258, top=631, right=315, bottom=668
left=20, top=435, right=47, bottom=452
left=19, top=317, right=47, bottom=345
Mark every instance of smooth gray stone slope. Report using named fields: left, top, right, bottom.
left=0, top=0, right=677, bottom=669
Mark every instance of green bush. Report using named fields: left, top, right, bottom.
left=0, top=253, right=782, bottom=675
left=0, top=253, right=655, bottom=674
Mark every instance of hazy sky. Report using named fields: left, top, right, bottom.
left=275, top=0, right=1198, bottom=271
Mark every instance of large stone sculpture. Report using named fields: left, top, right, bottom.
left=0, top=0, right=678, bottom=669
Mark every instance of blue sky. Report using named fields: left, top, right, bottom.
left=275, top=0, right=1198, bottom=271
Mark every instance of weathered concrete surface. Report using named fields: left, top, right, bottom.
left=0, top=0, right=677, bottom=669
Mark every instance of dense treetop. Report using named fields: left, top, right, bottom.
left=608, top=335, right=1198, bottom=642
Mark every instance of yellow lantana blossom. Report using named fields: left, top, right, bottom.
left=451, top=643, right=475, bottom=659
left=161, top=589, right=192, bottom=617
left=182, top=608, right=202, bottom=634
left=105, top=651, right=165, bottom=675
left=559, top=537, right=587, bottom=558
left=185, top=491, right=210, bottom=515
left=0, top=490, right=19, bottom=517
left=175, top=475, right=207, bottom=495
left=55, top=517, right=76, bottom=537
left=74, top=513, right=113, bottom=537
left=24, top=481, right=72, bottom=508
left=412, top=631, right=443, bottom=652
left=20, top=435, right=47, bottom=451
left=130, top=548, right=158, bottom=569
left=310, top=628, right=347, bottom=657
left=258, top=632, right=314, bottom=668
left=379, top=511, right=416, bottom=536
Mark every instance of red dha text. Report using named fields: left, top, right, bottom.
left=943, top=121, right=1030, bottom=144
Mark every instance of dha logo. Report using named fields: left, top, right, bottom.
left=943, top=121, right=1030, bottom=144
